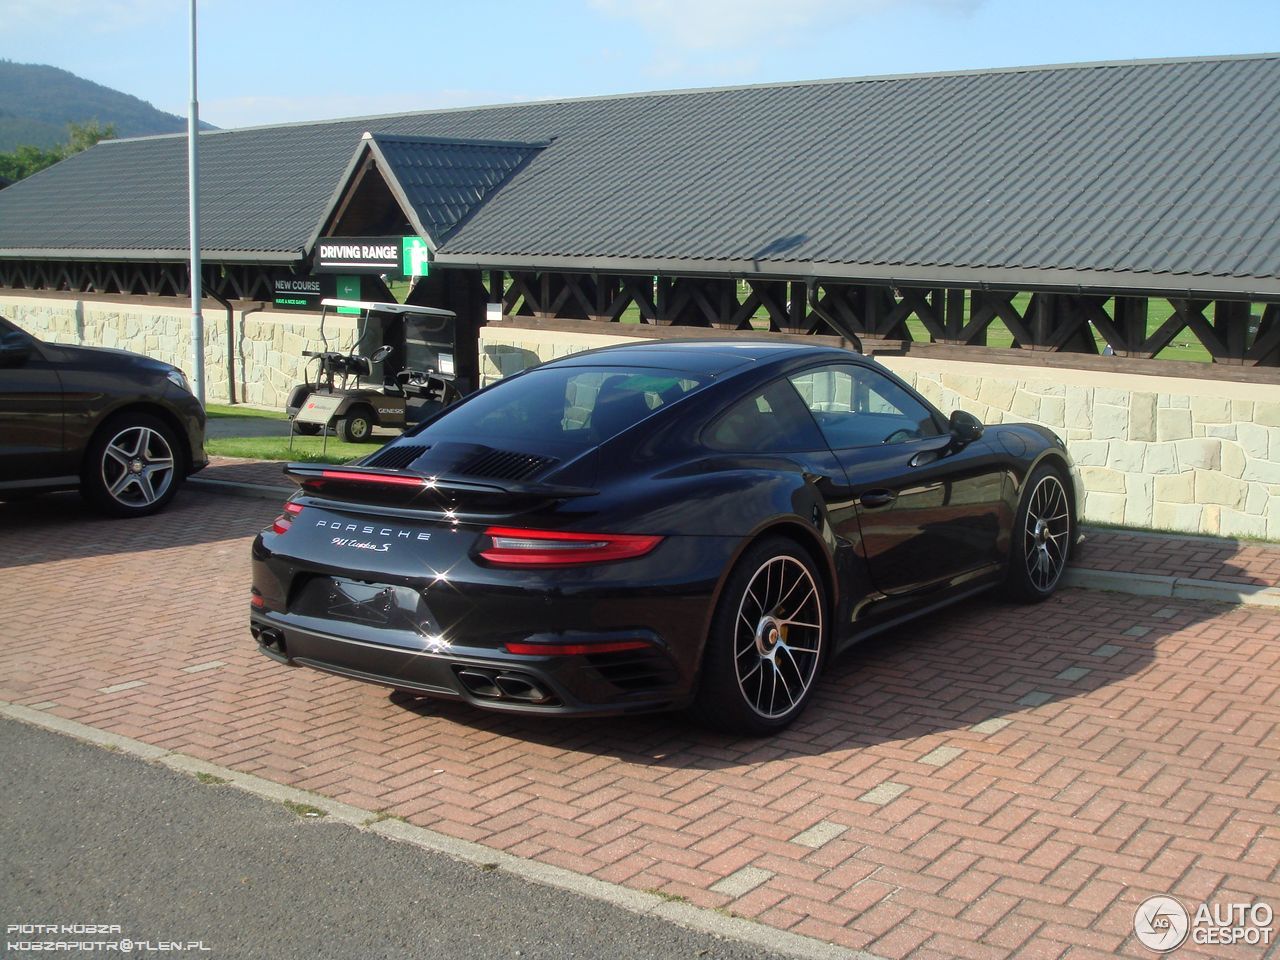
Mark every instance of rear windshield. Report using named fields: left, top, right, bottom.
left=417, top=366, right=706, bottom=454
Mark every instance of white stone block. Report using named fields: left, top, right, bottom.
left=1232, top=400, right=1254, bottom=421
left=1094, top=387, right=1130, bottom=406
left=941, top=373, right=982, bottom=399
left=1203, top=424, right=1239, bottom=440
left=978, top=379, right=1016, bottom=411
left=1083, top=491, right=1127, bottom=525
left=1144, top=444, right=1179, bottom=475
left=1107, top=441, right=1146, bottom=472
left=1070, top=440, right=1109, bottom=466
left=1242, top=457, right=1280, bottom=484
left=1125, top=473, right=1154, bottom=527
left=1155, top=472, right=1195, bottom=504
left=1156, top=408, right=1192, bottom=441
left=1094, top=404, right=1129, bottom=440
left=1256, top=401, right=1280, bottom=427
left=1222, top=442, right=1246, bottom=480
left=1219, top=509, right=1268, bottom=540
left=1190, top=396, right=1231, bottom=424
left=1154, top=501, right=1203, bottom=533
left=1175, top=438, right=1222, bottom=471
left=1199, top=504, right=1222, bottom=536
left=1039, top=396, right=1065, bottom=426
left=1236, top=422, right=1270, bottom=459
left=1081, top=466, right=1126, bottom=494
left=1194, top=470, right=1247, bottom=509
left=1012, top=390, right=1041, bottom=420
left=1065, top=389, right=1094, bottom=430
left=1129, top=393, right=1157, bottom=442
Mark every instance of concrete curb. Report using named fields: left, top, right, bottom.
left=0, top=700, right=879, bottom=960
left=189, top=477, right=293, bottom=501
left=1062, top=567, right=1280, bottom=607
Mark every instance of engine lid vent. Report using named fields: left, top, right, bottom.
left=364, top=444, right=429, bottom=470
left=457, top=448, right=558, bottom=481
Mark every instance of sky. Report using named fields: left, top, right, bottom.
left=1, top=0, right=1279, bottom=130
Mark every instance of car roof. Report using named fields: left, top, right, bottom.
left=538, top=338, right=855, bottom=377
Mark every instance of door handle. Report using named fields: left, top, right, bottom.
left=859, top=489, right=897, bottom=509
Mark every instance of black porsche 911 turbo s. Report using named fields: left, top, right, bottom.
left=251, top=340, right=1080, bottom=734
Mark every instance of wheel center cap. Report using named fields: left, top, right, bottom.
left=130, top=459, right=143, bottom=474
left=755, top=616, right=783, bottom=655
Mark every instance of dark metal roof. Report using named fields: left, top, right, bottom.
left=0, top=54, right=1278, bottom=295
left=312, top=134, right=546, bottom=252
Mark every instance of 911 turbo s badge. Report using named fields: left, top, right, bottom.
left=331, top=537, right=390, bottom=552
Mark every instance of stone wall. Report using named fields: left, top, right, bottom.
left=478, top=324, right=1280, bottom=540
left=1, top=294, right=357, bottom=408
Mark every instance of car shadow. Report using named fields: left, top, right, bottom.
left=0, top=487, right=278, bottom=568
left=388, top=587, right=1228, bottom=768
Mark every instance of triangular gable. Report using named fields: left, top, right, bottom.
left=306, top=133, right=547, bottom=257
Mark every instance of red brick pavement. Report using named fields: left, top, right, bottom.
left=4, top=488, right=1278, bottom=959
left=1079, top=528, right=1280, bottom=589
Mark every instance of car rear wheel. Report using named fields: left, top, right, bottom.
left=293, top=422, right=322, bottom=436
left=695, top=537, right=827, bottom=735
left=82, top=413, right=182, bottom=517
left=336, top=406, right=375, bottom=443
left=1005, top=463, right=1072, bottom=602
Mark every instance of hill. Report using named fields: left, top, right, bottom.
left=0, top=60, right=215, bottom=151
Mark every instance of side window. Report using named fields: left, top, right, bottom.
left=704, top=378, right=827, bottom=453
left=789, top=364, right=941, bottom=448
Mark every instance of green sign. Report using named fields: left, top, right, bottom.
left=336, top=275, right=361, bottom=314
left=402, top=236, right=431, bottom=278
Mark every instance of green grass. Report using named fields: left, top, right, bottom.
left=205, top=434, right=372, bottom=464
left=195, top=772, right=228, bottom=786
left=205, top=403, right=287, bottom=421
left=282, top=801, right=326, bottom=819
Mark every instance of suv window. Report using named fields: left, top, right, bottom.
left=704, top=378, right=827, bottom=453
left=788, top=364, right=941, bottom=448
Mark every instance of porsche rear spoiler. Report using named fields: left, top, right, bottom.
left=283, top=463, right=597, bottom=506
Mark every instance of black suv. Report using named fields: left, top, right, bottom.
left=0, top=314, right=207, bottom=516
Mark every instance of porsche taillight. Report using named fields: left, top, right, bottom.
left=478, top=526, right=663, bottom=567
left=271, top=500, right=304, bottom=534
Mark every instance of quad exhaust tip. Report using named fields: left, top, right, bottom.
left=455, top=667, right=556, bottom=705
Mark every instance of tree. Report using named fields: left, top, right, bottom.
left=0, top=119, right=116, bottom=182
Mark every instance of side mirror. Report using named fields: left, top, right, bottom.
left=949, top=409, right=984, bottom=444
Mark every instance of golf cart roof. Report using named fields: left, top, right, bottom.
left=320, top=298, right=456, bottom=318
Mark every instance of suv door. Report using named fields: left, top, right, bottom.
left=788, top=362, right=1005, bottom=597
left=0, top=318, right=68, bottom=483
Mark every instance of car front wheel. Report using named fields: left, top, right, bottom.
left=1005, top=463, right=1072, bottom=601
left=83, top=413, right=182, bottom=517
left=695, top=537, right=828, bottom=735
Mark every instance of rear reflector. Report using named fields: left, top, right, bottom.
left=479, top=526, right=663, bottom=567
left=271, top=500, right=304, bottom=534
left=504, top=640, right=652, bottom=656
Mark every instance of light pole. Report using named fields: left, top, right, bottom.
left=187, top=0, right=206, bottom=405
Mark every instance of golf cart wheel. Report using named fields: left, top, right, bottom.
left=293, top=422, right=322, bottom=436
left=336, top=406, right=376, bottom=443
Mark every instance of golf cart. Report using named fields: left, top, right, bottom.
left=285, top=298, right=461, bottom=443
